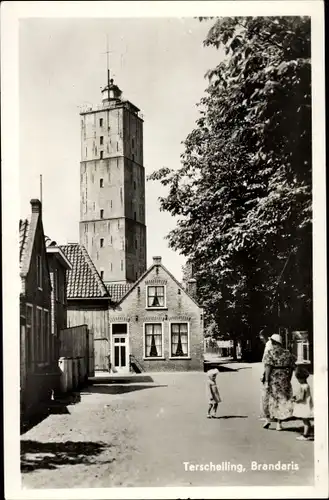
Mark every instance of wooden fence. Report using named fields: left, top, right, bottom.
left=59, top=324, right=94, bottom=377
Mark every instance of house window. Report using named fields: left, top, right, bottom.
left=100, top=136, right=104, bottom=145
left=100, top=151, right=104, bottom=159
left=100, top=118, right=103, bottom=127
left=37, top=255, right=42, bottom=289
left=55, top=269, right=59, bottom=300
left=100, top=209, right=104, bottom=219
left=144, top=323, right=163, bottom=358
left=44, top=309, right=49, bottom=361
left=100, top=178, right=104, bottom=188
left=36, top=307, right=42, bottom=362
left=147, top=286, right=165, bottom=308
left=26, top=304, right=33, bottom=367
left=100, top=238, right=104, bottom=248
left=100, top=270, right=104, bottom=279
left=170, top=323, right=189, bottom=358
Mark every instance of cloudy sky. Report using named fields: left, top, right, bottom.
left=19, top=17, right=222, bottom=280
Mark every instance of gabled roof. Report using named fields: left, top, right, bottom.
left=60, top=244, right=110, bottom=299
left=111, top=261, right=201, bottom=308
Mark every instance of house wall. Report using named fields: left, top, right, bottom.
left=108, top=264, right=204, bottom=372
left=67, top=301, right=109, bottom=339
left=47, top=255, right=68, bottom=337
left=20, top=210, right=56, bottom=419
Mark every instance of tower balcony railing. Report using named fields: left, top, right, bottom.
left=79, top=101, right=143, bottom=119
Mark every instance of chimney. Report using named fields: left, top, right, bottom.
left=30, top=199, right=42, bottom=214
left=153, top=256, right=162, bottom=265
left=187, top=278, right=197, bottom=300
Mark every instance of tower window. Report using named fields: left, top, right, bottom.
left=132, top=154, right=135, bottom=162
left=110, top=235, right=113, bottom=244
left=100, top=271, right=104, bottom=279
left=135, top=239, right=138, bottom=249
left=100, top=178, right=104, bottom=188
left=100, top=210, right=104, bottom=219
left=116, top=142, right=119, bottom=152
left=133, top=181, right=136, bottom=190
left=100, top=151, right=103, bottom=159
left=111, top=263, right=113, bottom=271
left=100, top=136, right=104, bottom=145
left=134, top=212, right=136, bottom=220
left=132, top=138, right=135, bottom=148
left=100, top=118, right=103, bottom=127
left=100, top=238, right=104, bottom=248
left=85, top=147, right=87, bottom=157
left=110, top=200, right=113, bottom=209
left=121, top=260, right=123, bottom=271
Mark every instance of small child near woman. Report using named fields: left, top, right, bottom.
left=207, top=368, right=221, bottom=418
left=293, top=365, right=313, bottom=440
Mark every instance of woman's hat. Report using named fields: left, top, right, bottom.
left=270, top=334, right=283, bottom=345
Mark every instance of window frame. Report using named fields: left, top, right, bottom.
left=169, top=321, right=190, bottom=359
left=143, top=322, right=165, bottom=360
left=26, top=303, right=34, bottom=366
left=146, top=285, right=167, bottom=309
left=43, top=308, right=50, bottom=363
left=37, top=254, right=42, bottom=290
left=36, top=305, right=43, bottom=363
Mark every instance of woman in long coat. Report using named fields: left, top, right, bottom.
left=262, top=334, right=295, bottom=431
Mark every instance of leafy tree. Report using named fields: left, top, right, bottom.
left=149, top=17, right=312, bottom=343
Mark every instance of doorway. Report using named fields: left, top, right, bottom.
left=111, top=323, right=129, bottom=374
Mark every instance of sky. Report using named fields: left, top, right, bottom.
left=19, top=17, right=221, bottom=281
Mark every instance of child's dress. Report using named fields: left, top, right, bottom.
left=207, top=369, right=221, bottom=404
left=293, top=383, right=313, bottom=419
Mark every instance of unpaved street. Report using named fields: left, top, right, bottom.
left=21, top=363, right=313, bottom=488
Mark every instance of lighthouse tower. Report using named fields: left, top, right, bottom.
left=79, top=66, right=147, bottom=284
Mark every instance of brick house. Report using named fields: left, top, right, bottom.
left=19, top=199, right=58, bottom=418
left=107, top=256, right=204, bottom=373
left=60, top=243, right=112, bottom=371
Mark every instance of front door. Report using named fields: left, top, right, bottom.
left=112, top=323, right=129, bottom=374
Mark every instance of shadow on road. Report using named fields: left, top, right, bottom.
left=81, top=384, right=168, bottom=395
left=89, top=375, right=154, bottom=384
left=21, top=439, right=113, bottom=473
left=21, top=392, right=81, bottom=435
left=204, top=364, right=239, bottom=372
left=217, top=415, right=248, bottom=419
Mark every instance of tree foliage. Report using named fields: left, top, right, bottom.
left=149, top=17, right=312, bottom=338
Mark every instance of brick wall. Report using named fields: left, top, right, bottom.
left=108, top=260, right=204, bottom=372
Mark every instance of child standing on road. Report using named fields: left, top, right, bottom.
left=207, top=368, right=221, bottom=418
left=293, top=365, right=313, bottom=441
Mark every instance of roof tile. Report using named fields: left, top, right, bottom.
left=60, top=244, right=110, bottom=299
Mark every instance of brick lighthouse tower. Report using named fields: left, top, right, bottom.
left=79, top=61, right=147, bottom=285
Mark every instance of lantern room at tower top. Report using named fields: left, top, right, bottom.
left=79, top=72, right=147, bottom=286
